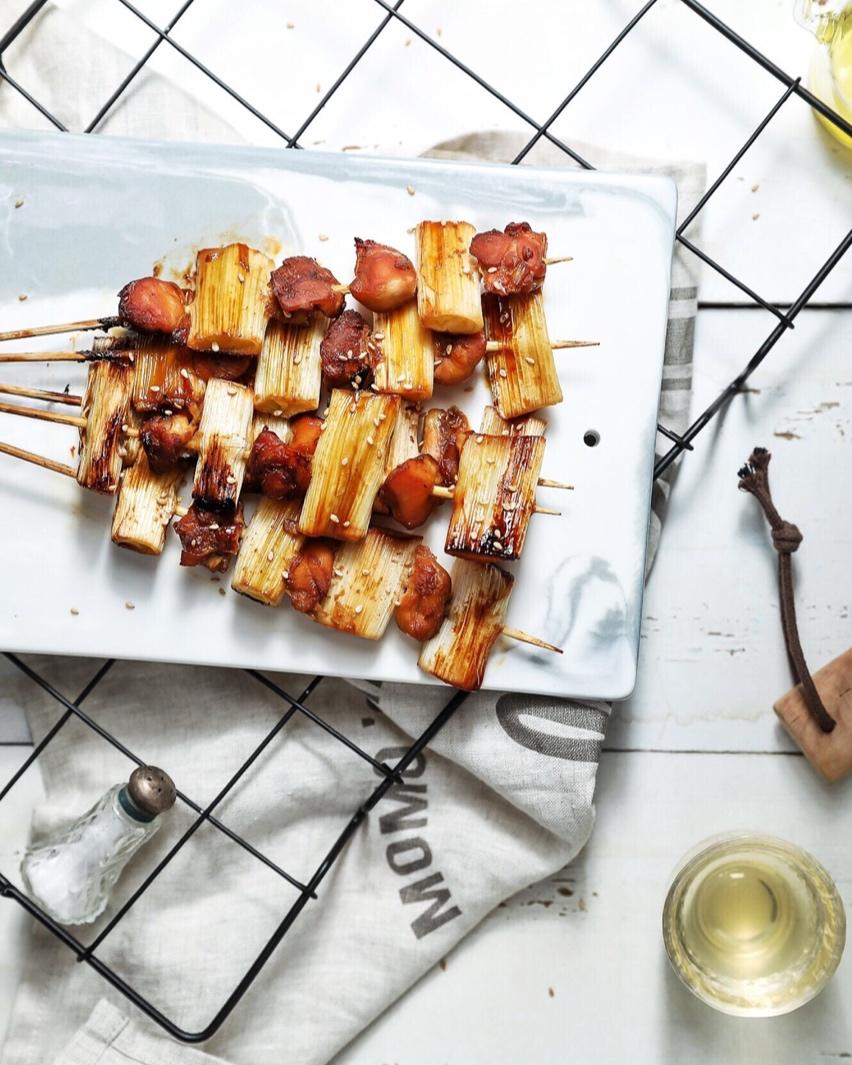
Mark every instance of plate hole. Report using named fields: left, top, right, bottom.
left=583, top=430, right=600, bottom=448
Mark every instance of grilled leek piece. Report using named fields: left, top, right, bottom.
left=445, top=432, right=545, bottom=562
left=192, top=377, right=254, bottom=509
left=418, top=560, right=514, bottom=690
left=483, top=291, right=562, bottom=418
left=299, top=390, right=399, bottom=541
left=187, top=243, right=274, bottom=356
left=77, top=359, right=134, bottom=493
left=479, top=405, right=547, bottom=438
left=254, top=315, right=325, bottom=416
left=372, top=299, right=434, bottom=401
left=231, top=498, right=304, bottom=606
left=251, top=411, right=291, bottom=444
left=415, top=220, right=483, bottom=334
left=385, top=402, right=421, bottom=473
left=111, top=454, right=182, bottom=555
left=129, top=338, right=205, bottom=414
left=313, top=527, right=420, bottom=639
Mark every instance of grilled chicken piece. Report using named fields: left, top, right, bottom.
left=432, top=331, right=487, bottom=386
left=320, top=310, right=373, bottom=389
left=118, top=277, right=188, bottom=336
left=395, top=545, right=452, bottom=642
left=421, top=406, right=470, bottom=486
left=247, top=416, right=322, bottom=501
left=350, top=238, right=417, bottom=312
left=140, top=411, right=197, bottom=473
left=289, top=413, right=323, bottom=453
left=271, top=256, right=345, bottom=319
left=286, top=539, right=336, bottom=614
left=378, top=454, right=441, bottom=529
left=470, top=222, right=548, bottom=296
left=190, top=351, right=252, bottom=382
left=175, top=502, right=245, bottom=572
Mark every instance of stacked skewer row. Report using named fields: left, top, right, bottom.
left=0, top=222, right=596, bottom=690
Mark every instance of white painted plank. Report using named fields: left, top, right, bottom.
left=334, top=750, right=852, bottom=1065
left=611, top=307, right=851, bottom=753
left=0, top=747, right=44, bottom=1053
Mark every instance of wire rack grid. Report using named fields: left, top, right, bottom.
left=0, top=0, right=850, bottom=1043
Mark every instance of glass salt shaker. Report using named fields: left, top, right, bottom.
left=20, top=766, right=176, bottom=926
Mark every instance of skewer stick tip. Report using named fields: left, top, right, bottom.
left=544, top=256, right=573, bottom=265
left=537, top=477, right=574, bottom=491
left=552, top=339, right=600, bottom=350
left=502, top=626, right=563, bottom=654
left=533, top=504, right=561, bottom=517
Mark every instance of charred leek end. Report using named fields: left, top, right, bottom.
left=111, top=453, right=182, bottom=555
left=299, top=390, right=400, bottom=541
left=415, top=221, right=483, bottom=335
left=483, top=291, right=563, bottom=418
left=445, top=433, right=545, bottom=562
left=372, top=300, right=434, bottom=401
left=192, top=377, right=254, bottom=509
left=313, top=527, right=420, bottom=639
left=77, top=359, right=134, bottom=493
left=231, top=497, right=304, bottom=606
left=418, top=559, right=514, bottom=690
left=479, top=405, right=547, bottom=438
left=129, top=338, right=206, bottom=414
left=187, top=243, right=274, bottom=356
left=254, top=315, right=325, bottom=416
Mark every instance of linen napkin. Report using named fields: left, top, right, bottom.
left=0, top=6, right=704, bottom=1063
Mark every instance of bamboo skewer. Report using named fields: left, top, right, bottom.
left=430, top=483, right=568, bottom=504
left=325, top=258, right=572, bottom=300
left=0, top=383, right=82, bottom=406
left=484, top=339, right=598, bottom=353
left=0, top=440, right=77, bottom=478
left=0, top=317, right=119, bottom=343
left=0, top=351, right=91, bottom=364
left=501, top=626, right=563, bottom=653
left=0, top=400, right=87, bottom=428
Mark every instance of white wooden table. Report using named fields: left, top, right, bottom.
left=1, top=0, right=851, bottom=1060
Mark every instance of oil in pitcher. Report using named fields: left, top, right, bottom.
left=795, top=0, right=852, bottom=146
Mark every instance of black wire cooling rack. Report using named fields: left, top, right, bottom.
left=0, top=0, right=850, bottom=1044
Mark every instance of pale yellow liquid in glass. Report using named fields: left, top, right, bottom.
left=809, top=7, right=852, bottom=147
left=663, top=836, right=846, bottom=1016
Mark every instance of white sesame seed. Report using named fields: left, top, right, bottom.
left=238, top=274, right=245, bottom=284
left=70, top=607, right=79, bottom=616
left=125, top=601, right=135, bottom=610
left=355, top=604, right=363, bottom=614
left=227, top=387, right=237, bottom=397
left=334, top=567, right=344, bottom=577
left=524, top=356, right=535, bottom=365
left=318, top=233, right=329, bottom=242
left=274, top=409, right=283, bottom=417
left=475, top=435, right=484, bottom=444
left=487, top=266, right=498, bottom=273
left=374, top=332, right=384, bottom=341
left=445, top=344, right=453, bottom=355
left=212, top=341, right=220, bottom=352
left=343, top=520, right=351, bottom=528
left=319, top=422, right=327, bottom=431
left=294, top=354, right=302, bottom=365
left=406, top=184, right=416, bottom=196
left=499, top=368, right=508, bottom=379
left=267, top=550, right=275, bottom=562
left=367, top=434, right=375, bottom=445
left=180, top=367, right=190, bottom=379
left=330, top=513, right=340, bottom=523
left=149, top=384, right=161, bottom=393
left=226, top=475, right=237, bottom=485
left=341, top=456, right=349, bottom=466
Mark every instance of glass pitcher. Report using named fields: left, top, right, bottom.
left=794, top=0, right=852, bottom=146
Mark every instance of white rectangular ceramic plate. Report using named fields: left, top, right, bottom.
left=0, top=131, right=675, bottom=699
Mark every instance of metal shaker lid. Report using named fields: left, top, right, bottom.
left=127, top=766, right=177, bottom=817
